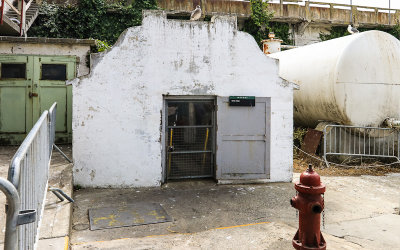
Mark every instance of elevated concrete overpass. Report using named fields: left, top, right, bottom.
left=158, top=0, right=399, bottom=45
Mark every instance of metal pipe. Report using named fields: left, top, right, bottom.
left=281, top=45, right=298, bottom=50
left=49, top=187, right=74, bottom=203
left=0, top=177, right=20, bottom=250
left=50, top=190, right=64, bottom=202
left=350, top=0, right=352, bottom=23
left=0, top=0, right=5, bottom=24
left=19, top=0, right=24, bottom=35
left=53, top=144, right=72, bottom=163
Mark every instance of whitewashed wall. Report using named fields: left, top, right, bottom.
left=72, top=10, right=295, bottom=187
left=0, top=39, right=91, bottom=77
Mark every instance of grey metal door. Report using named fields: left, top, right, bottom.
left=166, top=99, right=215, bottom=179
left=216, top=97, right=270, bottom=180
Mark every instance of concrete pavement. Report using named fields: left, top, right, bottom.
left=71, top=173, right=400, bottom=249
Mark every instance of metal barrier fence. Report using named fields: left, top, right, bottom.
left=1, top=102, right=57, bottom=250
left=48, top=103, right=57, bottom=157
left=323, top=124, right=400, bottom=166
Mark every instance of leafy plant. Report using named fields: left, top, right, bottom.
left=28, top=0, right=157, bottom=48
left=241, top=1, right=292, bottom=47
left=241, top=0, right=273, bottom=47
left=269, top=21, right=292, bottom=45
left=320, top=24, right=400, bottom=41
left=94, top=39, right=111, bottom=52
left=319, top=26, right=348, bottom=41
left=293, top=127, right=307, bottom=148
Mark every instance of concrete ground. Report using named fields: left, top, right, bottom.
left=0, top=145, right=73, bottom=249
left=71, top=173, right=400, bottom=249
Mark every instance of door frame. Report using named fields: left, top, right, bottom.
left=161, top=95, right=216, bottom=183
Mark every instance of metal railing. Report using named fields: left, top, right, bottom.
left=267, top=0, right=398, bottom=26
left=323, top=124, right=400, bottom=167
left=1, top=103, right=57, bottom=250
left=0, top=0, right=34, bottom=36
left=48, top=103, right=57, bottom=157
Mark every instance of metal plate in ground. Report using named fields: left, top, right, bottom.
left=88, top=203, right=172, bottom=230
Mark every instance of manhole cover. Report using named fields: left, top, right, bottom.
left=88, top=203, right=172, bottom=230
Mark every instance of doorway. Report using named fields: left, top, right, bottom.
left=165, top=98, right=215, bottom=180
left=0, top=55, right=75, bottom=144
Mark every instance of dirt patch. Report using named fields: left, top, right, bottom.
left=294, top=149, right=400, bottom=176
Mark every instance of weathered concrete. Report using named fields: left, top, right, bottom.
left=37, top=236, right=69, bottom=250
left=72, top=10, right=296, bottom=187
left=0, top=37, right=94, bottom=77
left=160, top=0, right=400, bottom=27
left=159, top=0, right=400, bottom=46
left=325, top=214, right=400, bottom=250
left=70, top=172, right=400, bottom=249
left=72, top=222, right=362, bottom=250
left=39, top=162, right=73, bottom=240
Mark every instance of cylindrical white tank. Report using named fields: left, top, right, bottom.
left=269, top=30, right=400, bottom=128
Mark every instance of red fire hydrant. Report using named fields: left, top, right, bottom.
left=290, top=164, right=326, bottom=250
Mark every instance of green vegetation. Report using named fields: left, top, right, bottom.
left=30, top=0, right=295, bottom=50
left=28, top=0, right=157, bottom=46
left=241, top=0, right=273, bottom=46
left=93, top=39, right=111, bottom=52
left=320, top=25, right=400, bottom=41
left=241, top=0, right=292, bottom=47
left=293, top=127, right=307, bottom=148
left=269, top=21, right=292, bottom=45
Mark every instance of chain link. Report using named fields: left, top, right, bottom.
left=322, top=193, right=325, bottom=229
left=294, top=145, right=400, bottom=168
left=295, top=191, right=298, bottom=218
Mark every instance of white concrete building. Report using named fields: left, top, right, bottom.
left=72, top=10, right=297, bottom=188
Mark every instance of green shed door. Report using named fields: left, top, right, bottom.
left=0, top=55, right=32, bottom=144
left=34, top=56, right=75, bottom=143
left=0, top=55, right=76, bottom=145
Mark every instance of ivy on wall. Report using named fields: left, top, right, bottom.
left=241, top=0, right=292, bottom=47
left=28, top=0, right=157, bottom=45
left=30, top=0, right=296, bottom=50
left=241, top=0, right=273, bottom=47
left=269, top=21, right=292, bottom=45
left=320, top=25, right=400, bottom=41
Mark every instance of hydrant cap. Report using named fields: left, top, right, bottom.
left=300, top=164, right=321, bottom=187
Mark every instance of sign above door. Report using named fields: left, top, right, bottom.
left=228, top=96, right=255, bottom=107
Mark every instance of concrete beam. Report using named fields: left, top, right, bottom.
left=158, top=0, right=399, bottom=28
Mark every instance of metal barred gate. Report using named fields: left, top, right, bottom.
left=165, top=99, right=215, bottom=179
